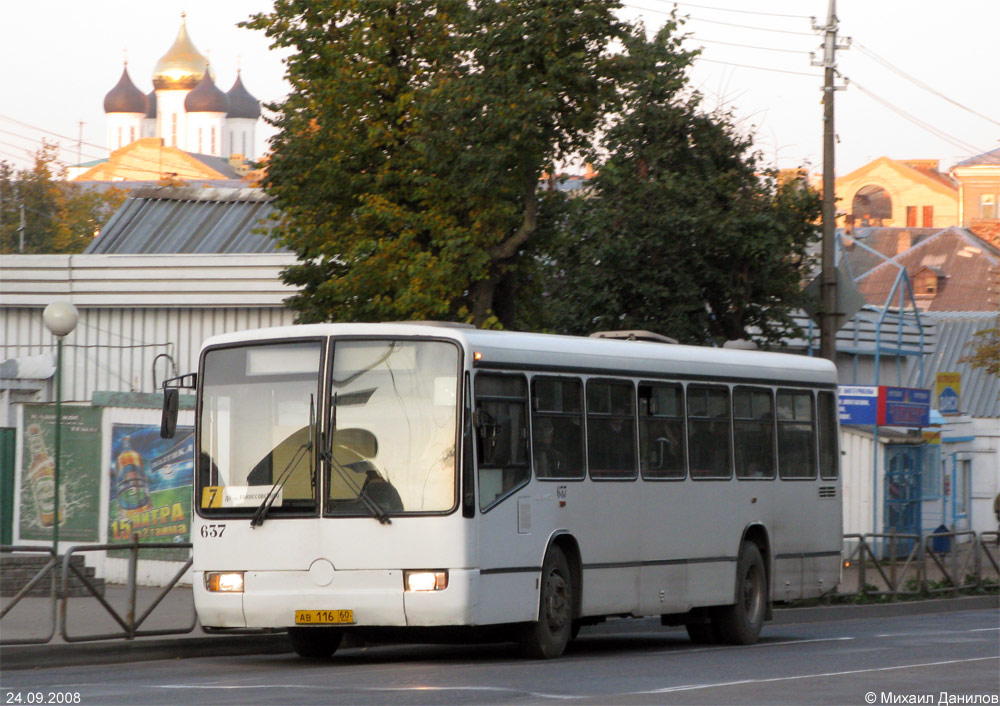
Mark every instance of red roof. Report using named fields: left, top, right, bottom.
left=855, top=228, right=999, bottom=311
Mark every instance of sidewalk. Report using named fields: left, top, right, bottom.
left=2, top=584, right=996, bottom=671
left=1, top=584, right=290, bottom=669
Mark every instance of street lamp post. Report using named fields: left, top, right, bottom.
left=42, top=301, right=79, bottom=557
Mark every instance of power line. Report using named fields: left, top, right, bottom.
left=641, top=0, right=812, bottom=20
left=0, top=122, right=231, bottom=181
left=690, top=35, right=812, bottom=55
left=844, top=75, right=988, bottom=158
left=0, top=127, right=109, bottom=165
left=696, top=56, right=818, bottom=78
left=622, top=2, right=815, bottom=36
left=853, top=42, right=1000, bottom=130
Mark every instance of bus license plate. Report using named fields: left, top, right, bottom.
left=295, top=609, right=354, bottom=625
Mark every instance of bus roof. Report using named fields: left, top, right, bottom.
left=201, top=322, right=838, bottom=387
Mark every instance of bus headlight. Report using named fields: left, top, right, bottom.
left=404, top=570, right=448, bottom=592
left=205, top=571, right=244, bottom=593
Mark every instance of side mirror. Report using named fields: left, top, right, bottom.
left=161, top=388, right=179, bottom=439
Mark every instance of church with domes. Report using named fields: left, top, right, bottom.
left=103, top=13, right=261, bottom=161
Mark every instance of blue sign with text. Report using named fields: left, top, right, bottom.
left=838, top=386, right=879, bottom=426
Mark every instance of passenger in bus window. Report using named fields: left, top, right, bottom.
left=589, top=409, right=635, bottom=475
left=533, top=418, right=566, bottom=478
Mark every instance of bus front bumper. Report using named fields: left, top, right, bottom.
left=194, top=568, right=478, bottom=629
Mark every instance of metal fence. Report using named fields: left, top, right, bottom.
left=3, top=530, right=999, bottom=645
left=1, top=536, right=195, bottom=646
left=839, top=529, right=1000, bottom=600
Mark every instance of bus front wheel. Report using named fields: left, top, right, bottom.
left=714, top=541, right=766, bottom=645
left=520, top=548, right=573, bottom=659
left=287, top=626, right=343, bottom=659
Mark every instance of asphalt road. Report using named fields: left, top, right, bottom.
left=2, top=608, right=997, bottom=706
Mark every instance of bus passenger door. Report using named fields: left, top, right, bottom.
left=473, top=372, right=540, bottom=625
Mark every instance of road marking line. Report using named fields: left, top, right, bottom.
left=875, top=627, right=1000, bottom=637
left=651, top=636, right=854, bottom=655
left=158, top=684, right=579, bottom=700
left=628, top=656, right=1000, bottom=696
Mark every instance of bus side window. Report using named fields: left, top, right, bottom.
left=474, top=373, right=530, bottom=509
left=687, top=385, right=732, bottom=479
left=777, top=389, right=817, bottom=479
left=531, top=377, right=585, bottom=479
left=586, top=380, right=637, bottom=479
left=638, top=382, right=686, bottom=479
left=733, top=386, right=775, bottom=479
left=817, top=390, right=839, bottom=479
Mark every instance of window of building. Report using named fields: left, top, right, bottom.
left=474, top=373, right=529, bottom=509
left=980, top=194, right=997, bottom=219
left=851, top=185, right=892, bottom=226
left=777, top=389, right=817, bottom=479
left=531, top=377, right=584, bottom=479
left=687, top=385, right=732, bottom=479
left=922, top=205, right=933, bottom=227
left=733, top=386, right=775, bottom=479
left=817, top=391, right=839, bottom=479
left=638, top=383, right=686, bottom=479
left=170, top=114, right=178, bottom=147
left=198, top=128, right=203, bottom=154
left=906, top=205, right=917, bottom=227
left=211, top=127, right=216, bottom=154
left=586, top=380, right=636, bottom=479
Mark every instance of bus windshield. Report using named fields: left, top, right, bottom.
left=198, top=340, right=323, bottom=517
left=327, top=339, right=459, bottom=516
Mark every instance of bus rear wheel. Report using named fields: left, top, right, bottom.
left=714, top=541, right=766, bottom=645
left=287, top=626, right=343, bottom=659
left=520, top=548, right=573, bottom=659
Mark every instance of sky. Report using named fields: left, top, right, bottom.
left=1, top=0, right=996, bottom=179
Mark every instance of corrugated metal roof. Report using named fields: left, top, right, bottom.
left=903, top=311, right=999, bottom=418
left=85, top=186, right=286, bottom=254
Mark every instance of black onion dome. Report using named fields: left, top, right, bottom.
left=184, top=70, right=229, bottom=113
left=226, top=73, right=260, bottom=119
left=145, top=90, right=156, bottom=119
left=104, top=66, right=149, bottom=114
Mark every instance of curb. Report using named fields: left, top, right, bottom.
left=2, top=595, right=996, bottom=670
left=0, top=632, right=291, bottom=671
left=771, top=594, right=1000, bottom=625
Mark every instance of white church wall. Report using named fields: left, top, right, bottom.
left=187, top=112, right=226, bottom=156
left=106, top=112, right=144, bottom=151
left=224, top=118, right=256, bottom=160
left=155, top=90, right=189, bottom=150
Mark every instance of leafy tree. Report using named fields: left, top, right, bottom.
left=245, top=0, right=626, bottom=327
left=545, top=23, right=821, bottom=346
left=959, top=324, right=999, bottom=377
left=0, top=144, right=125, bottom=254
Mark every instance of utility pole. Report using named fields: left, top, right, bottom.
left=19, top=202, right=26, bottom=253
left=813, top=0, right=849, bottom=361
left=77, top=121, right=85, bottom=168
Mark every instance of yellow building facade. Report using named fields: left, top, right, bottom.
left=835, top=156, right=959, bottom=232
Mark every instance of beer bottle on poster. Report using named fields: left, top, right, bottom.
left=116, top=436, right=151, bottom=517
left=25, top=423, right=60, bottom=527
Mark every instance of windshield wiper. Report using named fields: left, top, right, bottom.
left=250, top=441, right=310, bottom=528
left=251, top=395, right=316, bottom=528
left=325, top=392, right=391, bottom=525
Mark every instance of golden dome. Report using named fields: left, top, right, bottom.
left=152, top=13, right=214, bottom=90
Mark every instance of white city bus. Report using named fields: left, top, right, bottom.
left=161, top=322, right=841, bottom=659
